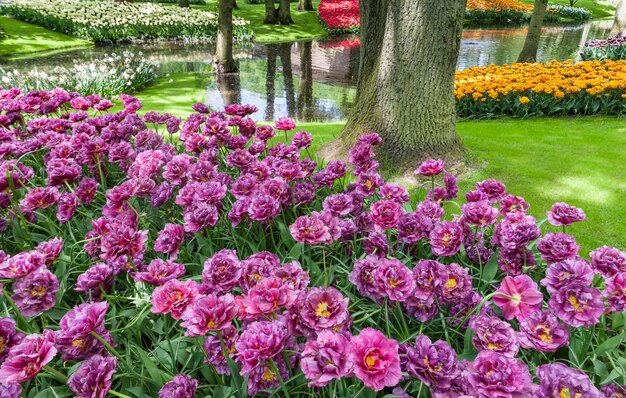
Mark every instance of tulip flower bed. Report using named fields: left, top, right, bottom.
left=455, top=59, right=626, bottom=118
left=0, top=0, right=253, bottom=43
left=0, top=88, right=625, bottom=397
left=0, top=52, right=158, bottom=98
left=318, top=0, right=359, bottom=35
left=583, top=36, right=626, bottom=61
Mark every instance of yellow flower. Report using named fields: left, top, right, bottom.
left=519, top=96, right=530, bottom=104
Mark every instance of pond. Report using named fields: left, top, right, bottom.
left=1, top=20, right=613, bottom=122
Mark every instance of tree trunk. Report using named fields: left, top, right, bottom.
left=279, top=43, right=296, bottom=117
left=517, top=0, right=548, bottom=63
left=214, top=0, right=238, bottom=73
left=178, top=0, right=189, bottom=7
left=298, top=0, right=314, bottom=11
left=278, top=0, right=294, bottom=25
left=265, top=44, right=278, bottom=121
left=611, top=0, right=626, bottom=37
left=264, top=0, right=278, bottom=24
left=297, top=41, right=314, bottom=121
left=322, top=0, right=466, bottom=169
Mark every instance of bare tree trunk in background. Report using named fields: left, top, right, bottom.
left=278, top=0, right=294, bottom=25
left=214, top=0, right=238, bottom=73
left=298, top=0, right=314, bottom=11
left=611, top=0, right=626, bottom=36
left=518, top=0, right=549, bottom=62
left=178, top=0, right=189, bottom=7
left=265, top=44, right=278, bottom=121
left=323, top=0, right=466, bottom=169
left=279, top=43, right=296, bottom=117
left=264, top=0, right=278, bottom=24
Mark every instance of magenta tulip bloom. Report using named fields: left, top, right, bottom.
left=181, top=293, right=238, bottom=336
left=546, top=202, right=586, bottom=226
left=469, top=315, right=520, bottom=357
left=68, top=355, right=118, bottom=398
left=415, top=159, right=445, bottom=176
left=56, top=302, right=114, bottom=361
left=0, top=319, right=24, bottom=363
left=0, top=329, right=57, bottom=384
left=350, top=328, right=402, bottom=392
left=274, top=117, right=295, bottom=131
left=535, top=362, right=602, bottom=398
left=462, top=200, right=499, bottom=227
left=467, top=351, right=532, bottom=397
left=541, top=258, right=595, bottom=295
left=605, top=272, right=626, bottom=312
left=289, top=287, right=350, bottom=338
left=493, top=275, right=543, bottom=320
left=590, top=246, right=626, bottom=278
left=240, top=276, right=298, bottom=319
left=518, top=310, right=570, bottom=352
left=12, top=267, right=59, bottom=317
left=158, top=374, right=199, bottom=398
left=537, top=233, right=580, bottom=264
left=406, top=335, right=459, bottom=390
left=151, top=279, right=200, bottom=320
left=369, top=200, right=403, bottom=231
left=549, top=282, right=603, bottom=327
left=133, top=259, right=186, bottom=286
left=429, top=221, right=464, bottom=257
left=201, top=249, right=241, bottom=294
left=300, top=331, right=354, bottom=387
left=235, top=320, right=288, bottom=375
left=373, top=258, right=415, bottom=302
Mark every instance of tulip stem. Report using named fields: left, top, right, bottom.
left=43, top=365, right=67, bottom=382
left=90, top=331, right=134, bottom=374
left=109, top=390, right=134, bottom=398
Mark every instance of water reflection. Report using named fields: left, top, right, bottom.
left=0, top=21, right=613, bottom=122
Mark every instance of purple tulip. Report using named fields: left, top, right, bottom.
left=518, top=310, right=570, bottom=352
left=300, top=331, right=354, bottom=387
left=68, top=355, right=118, bottom=398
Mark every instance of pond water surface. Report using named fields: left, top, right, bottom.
left=1, top=21, right=613, bottom=122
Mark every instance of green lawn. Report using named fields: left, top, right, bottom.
left=289, top=118, right=625, bottom=254
left=521, top=0, right=615, bottom=19
left=181, top=0, right=327, bottom=43
left=0, top=16, right=91, bottom=58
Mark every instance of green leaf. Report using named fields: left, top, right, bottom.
left=595, top=332, right=626, bottom=356
left=481, top=252, right=499, bottom=282
left=134, top=346, right=165, bottom=386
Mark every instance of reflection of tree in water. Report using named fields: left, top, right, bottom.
left=297, top=41, right=314, bottom=122
left=216, top=72, right=241, bottom=106
left=265, top=44, right=278, bottom=121
left=279, top=43, right=296, bottom=118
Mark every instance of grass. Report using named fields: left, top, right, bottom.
left=0, top=16, right=91, bottom=58
left=520, top=0, right=615, bottom=19
left=110, top=72, right=211, bottom=116
left=185, top=0, right=327, bottom=43
left=287, top=118, right=625, bottom=254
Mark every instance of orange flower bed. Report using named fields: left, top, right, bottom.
left=466, top=0, right=533, bottom=12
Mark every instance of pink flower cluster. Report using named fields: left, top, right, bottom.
left=0, top=88, right=624, bottom=397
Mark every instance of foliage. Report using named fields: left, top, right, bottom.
left=134, top=0, right=207, bottom=4
left=0, top=89, right=624, bottom=397
left=455, top=60, right=626, bottom=118
left=0, top=0, right=253, bottom=43
left=582, top=37, right=626, bottom=61
left=0, top=52, right=158, bottom=98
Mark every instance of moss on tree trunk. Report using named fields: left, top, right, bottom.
left=214, top=0, right=238, bottom=73
left=518, top=0, right=549, bottom=62
left=324, top=0, right=466, bottom=170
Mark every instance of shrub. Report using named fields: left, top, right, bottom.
left=582, top=36, right=626, bottom=61
left=0, top=52, right=158, bottom=97
left=0, top=89, right=624, bottom=397
left=455, top=60, right=626, bottom=118
left=134, top=0, right=207, bottom=4
left=0, top=0, right=253, bottom=43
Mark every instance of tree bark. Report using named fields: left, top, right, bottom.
left=323, top=0, right=466, bottom=169
left=298, top=0, right=314, bottom=11
left=611, top=0, right=626, bottom=37
left=214, top=0, right=238, bottom=73
left=264, top=0, right=278, bottom=24
left=178, top=0, right=189, bottom=7
left=278, top=0, right=294, bottom=25
left=517, top=0, right=548, bottom=63
left=265, top=44, right=278, bottom=121
left=297, top=41, right=314, bottom=121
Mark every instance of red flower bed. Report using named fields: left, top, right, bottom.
left=318, top=0, right=360, bottom=35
